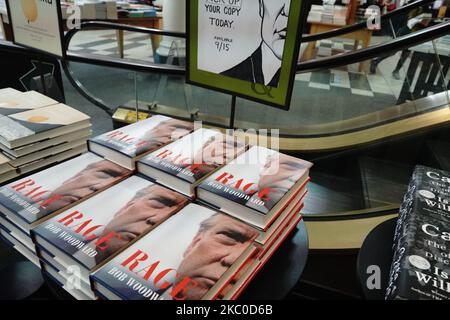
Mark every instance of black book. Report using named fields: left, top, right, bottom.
left=386, top=165, right=450, bottom=300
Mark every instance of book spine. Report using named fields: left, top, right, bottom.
left=391, top=171, right=419, bottom=251
left=385, top=168, right=420, bottom=298
left=386, top=166, right=450, bottom=300
left=386, top=166, right=424, bottom=299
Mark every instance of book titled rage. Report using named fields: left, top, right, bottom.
left=0, top=153, right=131, bottom=228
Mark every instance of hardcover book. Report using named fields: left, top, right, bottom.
left=0, top=213, right=34, bottom=253
left=0, top=152, right=13, bottom=174
left=18, top=144, right=88, bottom=176
left=37, top=245, right=97, bottom=300
left=0, top=103, right=91, bottom=149
left=32, top=176, right=189, bottom=282
left=138, top=128, right=247, bottom=197
left=197, top=146, right=312, bottom=229
left=0, top=169, right=19, bottom=186
left=88, top=115, right=194, bottom=169
left=0, top=88, right=21, bottom=97
left=91, top=204, right=260, bottom=300
left=0, top=89, right=58, bottom=116
left=0, top=224, right=41, bottom=268
left=218, top=212, right=303, bottom=300
left=4, top=137, right=88, bottom=168
left=386, top=165, right=450, bottom=300
left=0, top=152, right=131, bottom=233
left=0, top=127, right=92, bottom=158
left=256, top=188, right=307, bottom=245
left=40, top=261, right=94, bottom=300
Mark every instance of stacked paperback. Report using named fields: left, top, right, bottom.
left=0, top=153, right=16, bottom=186
left=307, top=4, right=348, bottom=25
left=0, top=88, right=92, bottom=184
left=321, top=4, right=335, bottom=24
left=65, top=0, right=118, bottom=20
left=386, top=166, right=450, bottom=300
left=333, top=6, right=347, bottom=25
left=307, top=5, right=323, bottom=22
left=0, top=115, right=312, bottom=300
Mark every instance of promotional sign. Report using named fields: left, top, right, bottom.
left=0, top=0, right=6, bottom=14
left=6, top=0, right=65, bottom=58
left=187, top=0, right=307, bottom=110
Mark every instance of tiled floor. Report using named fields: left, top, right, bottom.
left=3, top=23, right=440, bottom=105
left=67, top=30, right=407, bottom=101
left=69, top=30, right=155, bottom=63
left=295, top=38, right=408, bottom=99
left=3, top=28, right=444, bottom=134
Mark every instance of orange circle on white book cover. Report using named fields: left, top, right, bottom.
left=20, top=0, right=38, bottom=23
left=27, top=115, right=49, bottom=123
left=0, top=101, right=19, bottom=107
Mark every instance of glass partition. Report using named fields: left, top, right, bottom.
left=66, top=23, right=450, bottom=137
left=61, top=20, right=450, bottom=219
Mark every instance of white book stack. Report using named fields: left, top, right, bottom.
left=105, top=1, right=118, bottom=19
left=333, top=5, right=347, bottom=25
left=307, top=5, right=323, bottom=23
left=81, top=3, right=96, bottom=19
left=322, top=4, right=335, bottom=24
left=76, top=0, right=117, bottom=20
left=95, top=2, right=107, bottom=19
left=0, top=88, right=91, bottom=185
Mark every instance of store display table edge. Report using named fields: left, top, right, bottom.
left=357, top=218, right=397, bottom=300
left=0, top=221, right=309, bottom=300
left=0, top=261, right=44, bottom=300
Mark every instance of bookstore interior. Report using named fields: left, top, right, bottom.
left=0, top=0, right=449, bottom=302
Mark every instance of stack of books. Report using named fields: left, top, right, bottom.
left=0, top=153, right=132, bottom=271
left=322, top=4, right=335, bottom=24
left=0, top=88, right=92, bottom=184
left=90, top=203, right=261, bottom=300
left=89, top=142, right=311, bottom=300
left=115, top=1, right=159, bottom=17
left=333, top=6, right=347, bottom=25
left=32, top=175, right=188, bottom=300
left=0, top=88, right=58, bottom=116
left=0, top=115, right=312, bottom=300
left=307, top=5, right=323, bottom=23
left=0, top=153, right=16, bottom=184
left=87, top=114, right=195, bottom=170
left=386, top=166, right=450, bottom=300
left=137, top=128, right=247, bottom=198
left=127, top=5, right=157, bottom=18
left=0, top=114, right=194, bottom=300
left=307, top=4, right=348, bottom=25
left=67, top=0, right=118, bottom=20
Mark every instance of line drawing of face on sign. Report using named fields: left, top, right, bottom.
left=220, top=0, right=291, bottom=87
left=21, top=0, right=38, bottom=23
left=259, top=0, right=290, bottom=60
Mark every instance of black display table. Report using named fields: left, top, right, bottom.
left=357, top=218, right=397, bottom=300
left=241, top=220, right=309, bottom=300
left=1, top=221, right=309, bottom=300
left=0, top=261, right=44, bottom=300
